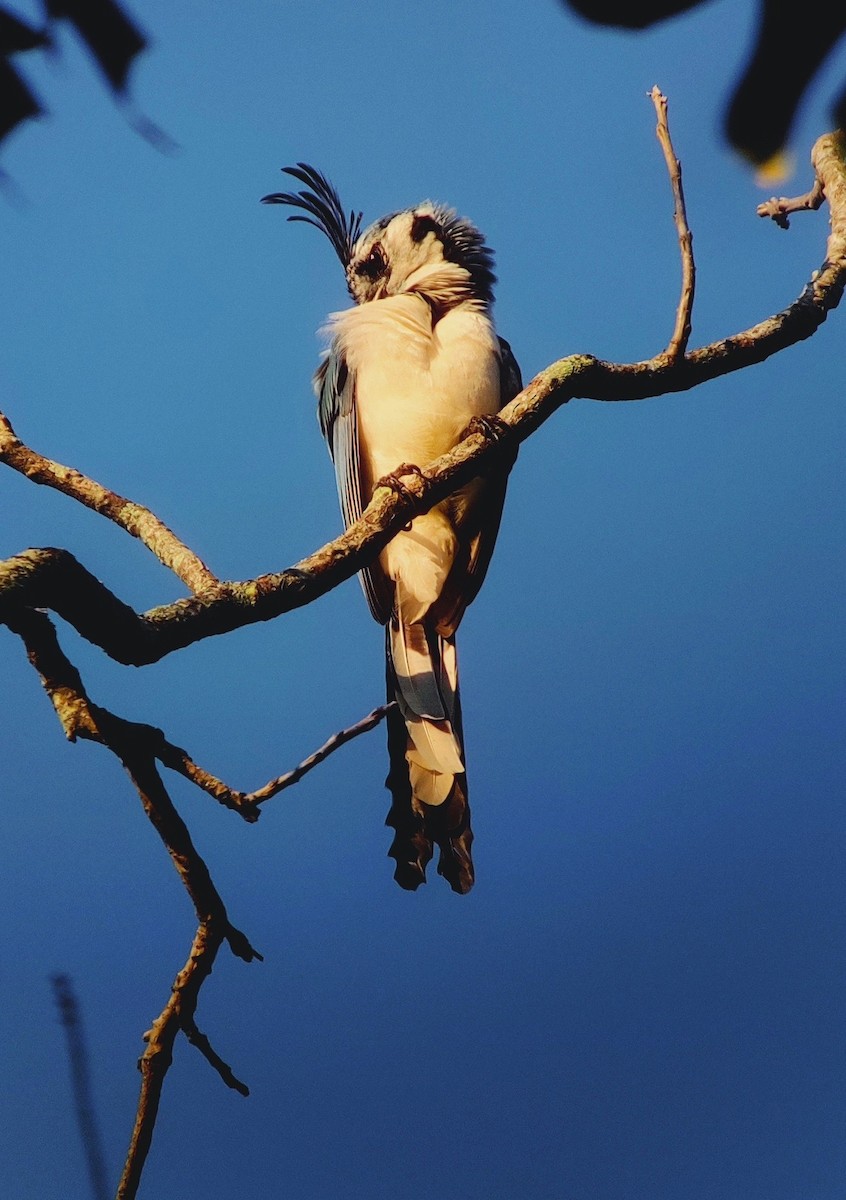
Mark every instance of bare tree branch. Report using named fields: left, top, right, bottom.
left=757, top=178, right=826, bottom=228
left=5, top=581, right=394, bottom=820
left=4, top=607, right=261, bottom=1197
left=4, top=114, right=845, bottom=1200
left=6, top=602, right=392, bottom=1192
left=168, top=701, right=396, bottom=811
left=101, top=756, right=261, bottom=1198
left=6, top=608, right=262, bottom=953
left=3, top=132, right=845, bottom=671
left=116, top=919, right=242, bottom=1200
left=0, top=411, right=218, bottom=593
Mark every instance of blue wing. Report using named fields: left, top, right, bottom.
left=433, top=335, right=522, bottom=635
left=315, top=348, right=393, bottom=624
left=461, top=333, right=522, bottom=593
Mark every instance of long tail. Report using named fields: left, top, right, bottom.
left=384, top=621, right=474, bottom=894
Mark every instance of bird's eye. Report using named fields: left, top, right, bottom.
left=355, top=244, right=387, bottom=281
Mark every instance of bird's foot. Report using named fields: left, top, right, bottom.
left=374, top=463, right=429, bottom=531
left=463, top=413, right=511, bottom=443
left=375, top=462, right=429, bottom=501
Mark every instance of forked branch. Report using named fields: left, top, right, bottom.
left=2, top=103, right=844, bottom=1200
left=6, top=608, right=261, bottom=1198
left=3, top=136, right=844, bottom=670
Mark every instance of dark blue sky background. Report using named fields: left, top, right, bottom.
left=2, top=2, right=845, bottom=1197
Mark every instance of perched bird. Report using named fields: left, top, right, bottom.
left=262, top=165, right=521, bottom=893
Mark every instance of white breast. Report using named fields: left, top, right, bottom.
left=327, top=295, right=501, bottom=622
left=329, top=294, right=501, bottom=484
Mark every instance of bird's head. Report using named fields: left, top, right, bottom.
left=262, top=164, right=496, bottom=310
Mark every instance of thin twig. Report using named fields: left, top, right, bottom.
left=757, top=178, right=826, bottom=228
left=157, top=700, right=395, bottom=813
left=183, top=1017, right=250, bottom=1096
left=240, top=702, right=395, bottom=805
left=651, top=85, right=696, bottom=360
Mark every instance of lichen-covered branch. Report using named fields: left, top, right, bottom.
left=0, top=412, right=218, bottom=594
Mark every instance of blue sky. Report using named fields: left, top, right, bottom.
left=2, top=2, right=845, bottom=1197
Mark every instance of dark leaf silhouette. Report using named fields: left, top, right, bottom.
left=725, top=3, right=846, bottom=165
left=567, top=0, right=700, bottom=24
left=566, top=0, right=846, bottom=165
left=45, top=0, right=146, bottom=93
left=0, top=0, right=146, bottom=151
left=0, top=8, right=49, bottom=53
left=0, top=9, right=48, bottom=144
left=0, top=57, right=41, bottom=145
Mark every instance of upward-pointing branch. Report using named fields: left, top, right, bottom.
left=3, top=131, right=845, bottom=668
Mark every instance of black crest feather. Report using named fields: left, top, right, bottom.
left=261, top=163, right=363, bottom=267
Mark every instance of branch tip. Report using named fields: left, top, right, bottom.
left=650, top=86, right=695, bottom=360
left=183, top=1018, right=250, bottom=1097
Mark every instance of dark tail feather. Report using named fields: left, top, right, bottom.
left=431, top=776, right=474, bottom=894
left=384, top=639, right=474, bottom=894
left=384, top=693, right=432, bottom=891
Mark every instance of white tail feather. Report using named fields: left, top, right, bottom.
left=389, top=620, right=464, bottom=808
left=409, top=761, right=454, bottom=807
left=396, top=691, right=464, bottom=776
left=390, top=621, right=446, bottom=720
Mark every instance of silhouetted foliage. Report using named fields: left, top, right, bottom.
left=4, top=2, right=845, bottom=167
left=0, top=8, right=49, bottom=143
left=567, top=0, right=846, bottom=165
left=0, top=0, right=145, bottom=149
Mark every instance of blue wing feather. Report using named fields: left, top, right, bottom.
left=316, top=349, right=392, bottom=624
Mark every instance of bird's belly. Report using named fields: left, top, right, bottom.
left=353, top=322, right=500, bottom=622
left=355, top=324, right=500, bottom=486
left=330, top=297, right=503, bottom=615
